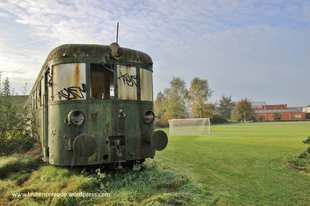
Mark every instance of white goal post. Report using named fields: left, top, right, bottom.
left=168, top=118, right=211, bottom=136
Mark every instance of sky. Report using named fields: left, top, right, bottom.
left=0, top=0, right=309, bottom=107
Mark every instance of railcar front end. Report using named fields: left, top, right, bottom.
left=27, top=43, right=168, bottom=167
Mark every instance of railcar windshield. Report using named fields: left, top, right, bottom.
left=51, top=63, right=153, bottom=101
left=117, top=65, right=137, bottom=100
left=52, top=63, right=86, bottom=101
left=117, top=66, right=153, bottom=101
left=140, top=68, right=153, bottom=101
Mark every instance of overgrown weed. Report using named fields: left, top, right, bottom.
left=0, top=158, right=215, bottom=205
left=287, top=136, right=310, bottom=173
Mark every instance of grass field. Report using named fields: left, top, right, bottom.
left=1, top=121, right=310, bottom=205
left=151, top=121, right=310, bottom=205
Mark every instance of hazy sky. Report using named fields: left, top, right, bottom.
left=0, top=0, right=309, bottom=107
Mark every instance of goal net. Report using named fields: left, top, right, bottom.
left=168, top=118, right=211, bottom=136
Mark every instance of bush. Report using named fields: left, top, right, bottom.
left=211, top=114, right=227, bottom=124
left=0, top=73, right=36, bottom=155
left=154, top=117, right=169, bottom=127
left=288, top=137, right=310, bottom=170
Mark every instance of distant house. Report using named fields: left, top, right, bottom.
left=252, top=102, right=305, bottom=121
left=303, top=106, right=310, bottom=113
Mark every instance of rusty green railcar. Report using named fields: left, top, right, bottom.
left=26, top=43, right=168, bottom=168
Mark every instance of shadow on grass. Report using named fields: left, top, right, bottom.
left=0, top=143, right=43, bottom=179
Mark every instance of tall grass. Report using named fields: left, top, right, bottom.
left=0, top=153, right=216, bottom=205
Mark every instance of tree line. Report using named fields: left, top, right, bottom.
left=154, top=77, right=255, bottom=127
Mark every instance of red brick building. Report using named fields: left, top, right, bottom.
left=253, top=103, right=305, bottom=121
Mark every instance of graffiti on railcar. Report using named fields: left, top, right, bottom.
left=118, top=72, right=137, bottom=87
left=58, top=83, right=87, bottom=100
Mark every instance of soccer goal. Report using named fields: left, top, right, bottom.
left=168, top=118, right=211, bottom=136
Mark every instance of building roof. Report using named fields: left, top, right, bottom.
left=251, top=101, right=267, bottom=108
left=255, top=108, right=302, bottom=114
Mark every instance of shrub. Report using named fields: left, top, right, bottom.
left=211, top=114, right=227, bottom=124
left=288, top=137, right=310, bottom=170
left=154, top=117, right=169, bottom=127
left=0, top=73, right=36, bottom=155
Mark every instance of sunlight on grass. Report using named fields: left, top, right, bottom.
left=153, top=121, right=310, bottom=205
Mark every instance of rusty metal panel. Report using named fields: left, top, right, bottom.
left=52, top=63, right=86, bottom=101
left=140, top=68, right=153, bottom=101
left=117, top=65, right=137, bottom=100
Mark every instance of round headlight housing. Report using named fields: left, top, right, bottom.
left=144, top=110, right=155, bottom=123
left=67, top=110, right=85, bottom=126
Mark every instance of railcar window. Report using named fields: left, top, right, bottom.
left=40, top=78, right=44, bottom=106
left=52, top=63, right=86, bottom=101
left=90, top=64, right=114, bottom=99
left=140, top=68, right=153, bottom=101
left=117, top=65, right=137, bottom=100
left=37, top=85, right=40, bottom=108
left=33, top=90, right=36, bottom=110
left=47, top=68, right=53, bottom=102
left=31, top=95, right=34, bottom=110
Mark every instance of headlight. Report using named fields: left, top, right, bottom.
left=67, top=110, right=85, bottom=126
left=144, top=110, right=155, bottom=123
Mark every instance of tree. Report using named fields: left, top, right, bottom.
left=188, top=77, right=213, bottom=118
left=0, top=73, right=35, bottom=155
left=217, top=95, right=236, bottom=119
left=154, top=91, right=168, bottom=127
left=162, top=77, right=188, bottom=121
left=154, top=91, right=165, bottom=117
left=231, top=98, right=255, bottom=122
left=273, top=113, right=281, bottom=121
left=204, top=103, right=222, bottom=118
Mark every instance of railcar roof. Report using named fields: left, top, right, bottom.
left=26, top=44, right=153, bottom=104
left=46, top=44, right=153, bottom=65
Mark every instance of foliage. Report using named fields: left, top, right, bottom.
left=305, top=113, right=310, bottom=119
left=188, top=77, right=213, bottom=118
left=212, top=114, right=228, bottom=124
left=217, top=95, right=236, bottom=119
left=203, top=103, right=222, bottom=119
left=154, top=77, right=216, bottom=127
left=288, top=136, right=310, bottom=171
left=0, top=73, right=36, bottom=155
left=231, top=98, right=255, bottom=122
left=272, top=112, right=281, bottom=121
left=160, top=77, right=188, bottom=124
left=154, top=91, right=165, bottom=118
left=154, top=117, right=169, bottom=127
left=154, top=92, right=169, bottom=127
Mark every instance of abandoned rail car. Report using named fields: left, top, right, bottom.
left=25, top=43, right=168, bottom=168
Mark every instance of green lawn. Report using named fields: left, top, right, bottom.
left=151, top=121, right=310, bottom=205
